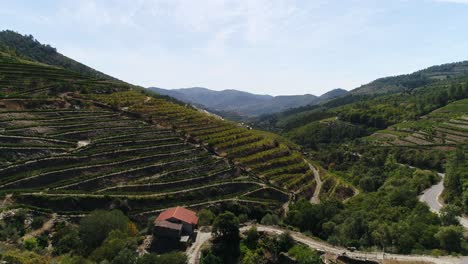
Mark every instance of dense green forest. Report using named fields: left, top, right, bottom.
left=286, top=147, right=466, bottom=254
left=444, top=148, right=468, bottom=214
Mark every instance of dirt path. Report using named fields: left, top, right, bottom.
left=305, top=159, right=322, bottom=204
left=0, top=194, right=13, bottom=208
left=187, top=230, right=211, bottom=264
left=20, top=213, right=57, bottom=242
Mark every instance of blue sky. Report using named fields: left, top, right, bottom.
left=1, top=0, right=468, bottom=95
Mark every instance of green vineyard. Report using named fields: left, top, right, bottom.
left=0, top=56, right=320, bottom=216
left=368, top=99, right=468, bottom=150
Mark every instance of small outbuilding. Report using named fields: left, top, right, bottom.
left=154, top=206, right=199, bottom=235
left=151, top=206, right=199, bottom=253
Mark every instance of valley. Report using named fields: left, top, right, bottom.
left=0, top=29, right=466, bottom=264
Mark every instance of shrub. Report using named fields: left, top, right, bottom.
left=288, top=245, right=321, bottom=264
left=23, top=237, right=38, bottom=251
left=198, top=209, right=215, bottom=226
left=261, top=214, right=280, bottom=225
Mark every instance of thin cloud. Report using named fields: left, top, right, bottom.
left=435, top=0, right=468, bottom=3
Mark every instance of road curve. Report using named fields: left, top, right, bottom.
left=419, top=172, right=445, bottom=214
left=187, top=224, right=468, bottom=264
left=417, top=172, right=468, bottom=229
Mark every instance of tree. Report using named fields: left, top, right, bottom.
left=440, top=205, right=461, bottom=226
left=79, top=210, right=130, bottom=253
left=212, top=211, right=240, bottom=243
left=111, top=248, right=137, bottom=264
left=277, top=232, right=294, bottom=252
left=90, top=230, right=137, bottom=263
left=244, top=226, right=259, bottom=249
left=211, top=211, right=240, bottom=262
left=53, top=225, right=83, bottom=256
left=435, top=226, right=463, bottom=252
left=157, top=252, right=188, bottom=264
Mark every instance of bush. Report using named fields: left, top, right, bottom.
left=23, top=237, right=38, bottom=251
left=288, top=245, right=321, bottom=264
left=137, top=252, right=187, bottom=264
left=261, top=213, right=280, bottom=225
left=198, top=209, right=215, bottom=226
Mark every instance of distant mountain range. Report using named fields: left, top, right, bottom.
left=148, top=87, right=348, bottom=117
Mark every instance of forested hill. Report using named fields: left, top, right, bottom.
left=252, top=61, right=468, bottom=149
left=0, top=30, right=118, bottom=81
left=351, top=60, right=468, bottom=95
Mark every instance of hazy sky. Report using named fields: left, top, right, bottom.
left=1, top=0, right=468, bottom=95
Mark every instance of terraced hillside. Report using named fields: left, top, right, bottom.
left=367, top=99, right=468, bottom=150
left=0, top=56, right=326, bottom=216
left=86, top=91, right=319, bottom=195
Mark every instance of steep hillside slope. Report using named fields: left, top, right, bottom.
left=0, top=30, right=117, bottom=81
left=149, top=87, right=347, bottom=117
left=0, top=51, right=352, bottom=216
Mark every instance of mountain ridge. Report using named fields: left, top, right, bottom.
left=0, top=30, right=120, bottom=81
left=148, top=86, right=348, bottom=117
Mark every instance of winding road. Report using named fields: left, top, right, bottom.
left=419, top=172, right=446, bottom=214
left=416, top=171, right=468, bottom=229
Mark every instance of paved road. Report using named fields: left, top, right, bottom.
left=188, top=224, right=468, bottom=264
left=419, top=172, right=445, bottom=213
left=417, top=172, right=468, bottom=229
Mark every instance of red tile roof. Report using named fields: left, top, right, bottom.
left=155, top=206, right=199, bottom=225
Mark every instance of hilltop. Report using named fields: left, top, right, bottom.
left=0, top=30, right=118, bottom=81
left=351, top=60, right=468, bottom=95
